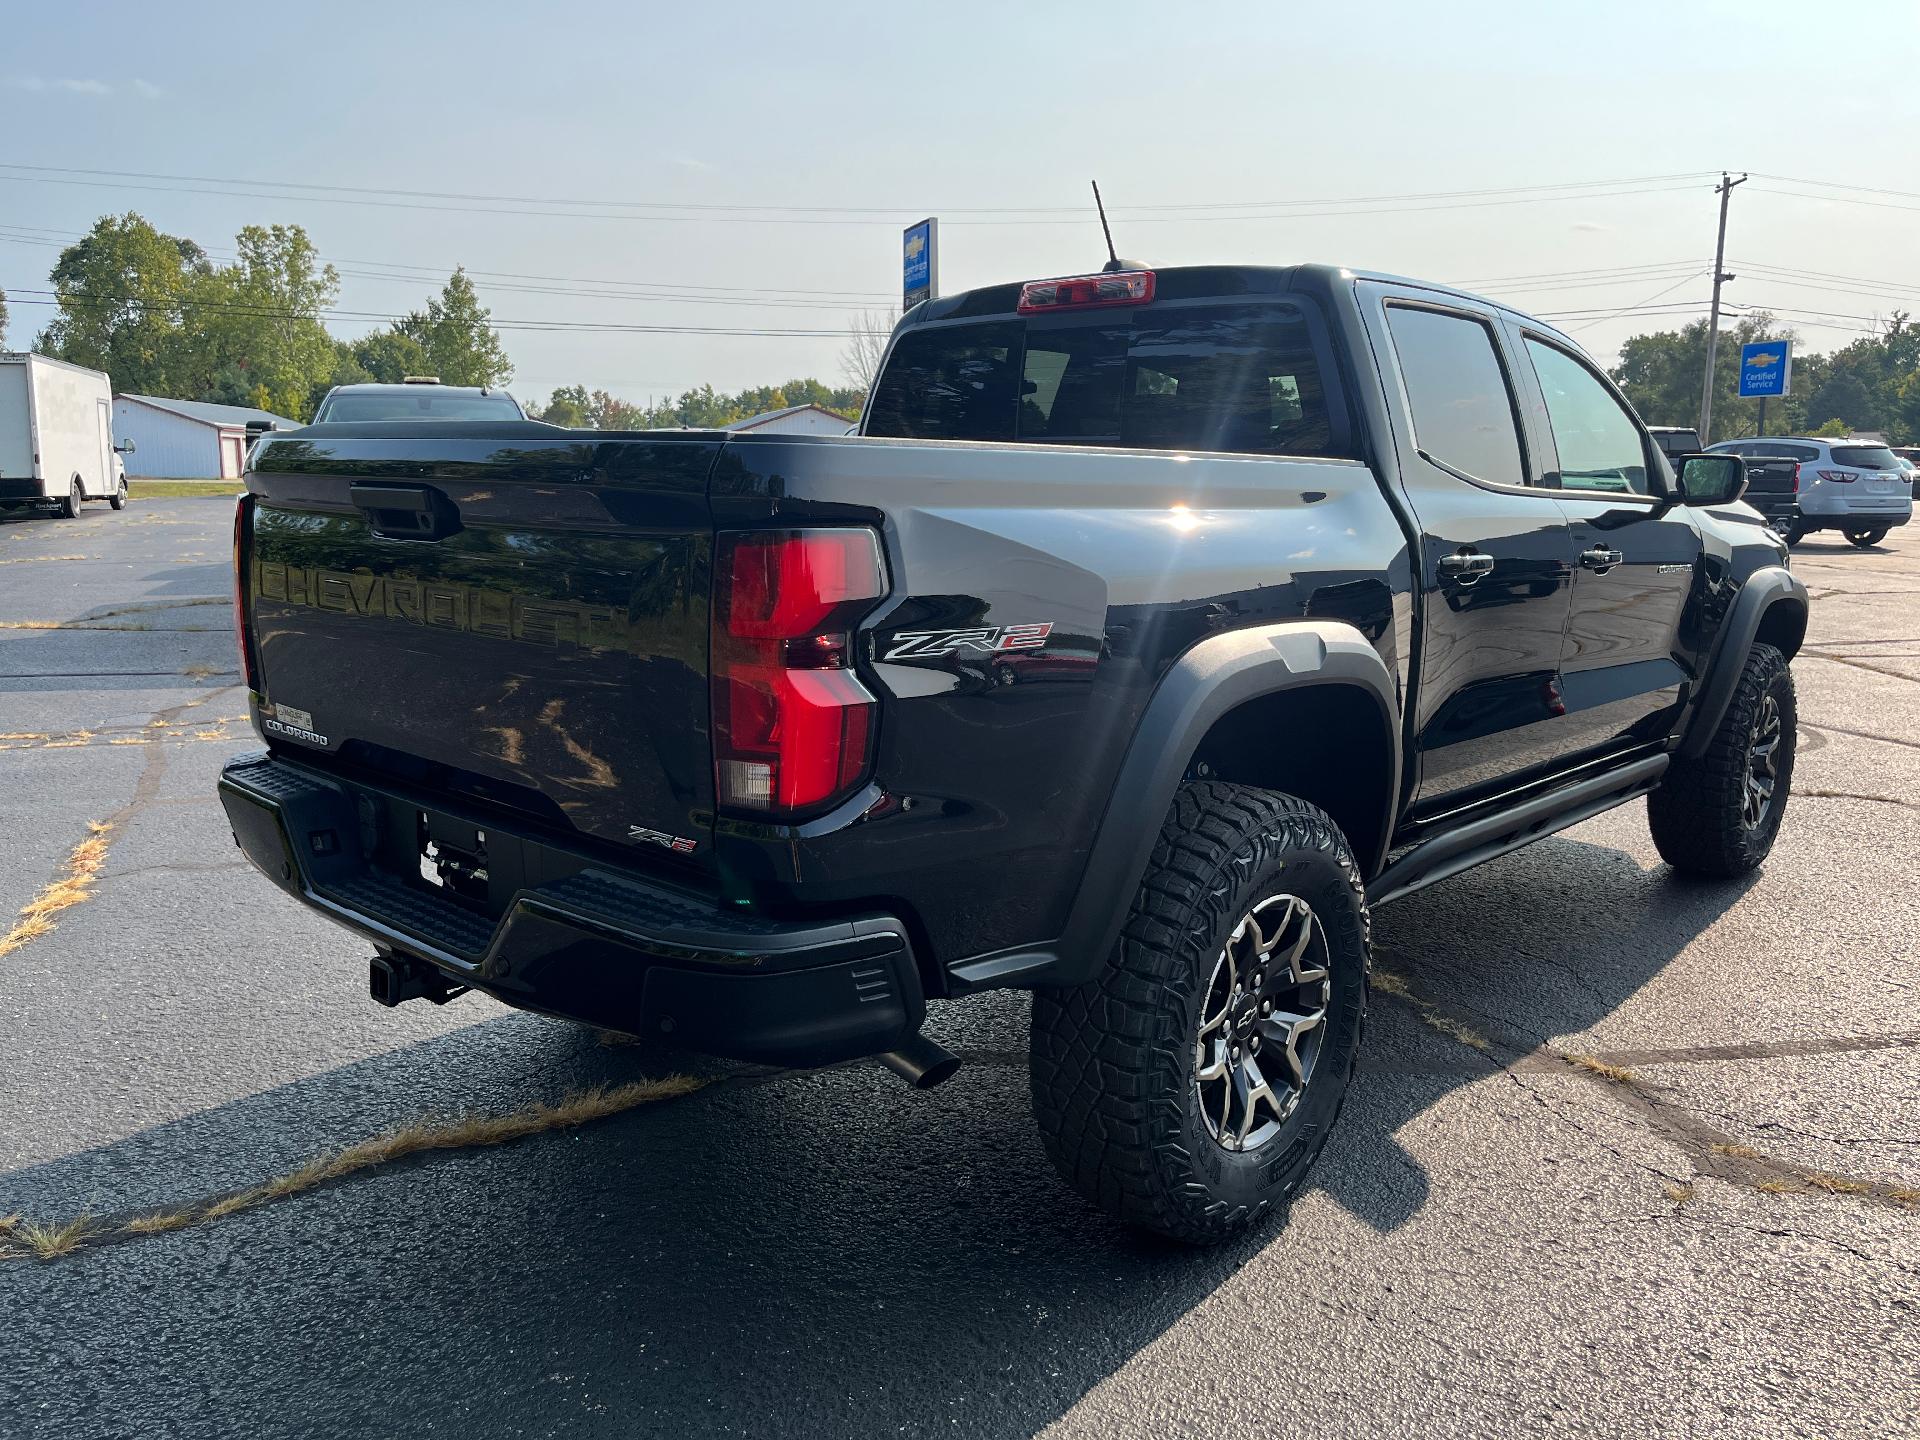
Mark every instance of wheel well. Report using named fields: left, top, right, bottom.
left=1189, top=683, right=1394, bottom=876
left=1754, top=599, right=1807, bottom=661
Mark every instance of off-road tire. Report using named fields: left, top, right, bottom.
left=60, top=479, right=83, bottom=519
left=109, top=477, right=128, bottom=511
left=1648, top=642, right=1795, bottom=877
left=1028, top=782, right=1369, bottom=1245
left=1845, top=526, right=1889, bottom=549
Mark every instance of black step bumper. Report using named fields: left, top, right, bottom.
left=218, top=752, right=925, bottom=1067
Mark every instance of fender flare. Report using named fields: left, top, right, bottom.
left=1680, top=567, right=1809, bottom=760
left=948, top=621, right=1400, bottom=993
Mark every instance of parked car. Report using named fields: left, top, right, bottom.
left=310, top=378, right=527, bottom=423
left=1893, top=451, right=1918, bottom=499
left=1647, top=425, right=1703, bottom=462
left=1708, top=436, right=1911, bottom=547
left=0, top=352, right=132, bottom=517
left=1701, top=440, right=1805, bottom=540
left=223, top=262, right=1806, bottom=1244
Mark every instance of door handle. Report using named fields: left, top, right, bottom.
left=348, top=482, right=458, bottom=541
left=1437, top=550, right=1496, bottom=584
left=1578, top=546, right=1622, bottom=573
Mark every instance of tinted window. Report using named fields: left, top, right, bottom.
left=1524, top=339, right=1649, bottom=495
left=320, top=392, right=523, bottom=422
left=1831, top=445, right=1900, bottom=470
left=1780, top=443, right=1819, bottom=462
left=1654, top=430, right=1700, bottom=455
left=865, top=305, right=1349, bottom=457
left=1384, top=306, right=1526, bottom=488
left=864, top=322, right=1023, bottom=441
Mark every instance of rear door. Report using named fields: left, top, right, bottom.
left=244, top=428, right=723, bottom=871
left=1508, top=329, right=1701, bottom=759
left=1362, top=287, right=1580, bottom=810
left=94, top=399, right=114, bottom=497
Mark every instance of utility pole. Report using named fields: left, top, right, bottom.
left=1698, top=172, right=1747, bottom=444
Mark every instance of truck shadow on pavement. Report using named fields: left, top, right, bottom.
left=1, top=829, right=1754, bottom=1439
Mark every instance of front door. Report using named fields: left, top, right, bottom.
left=1513, top=333, right=1702, bottom=759
left=1367, top=294, right=1580, bottom=812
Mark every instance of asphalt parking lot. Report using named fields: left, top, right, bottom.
left=1, top=494, right=1914, bottom=1439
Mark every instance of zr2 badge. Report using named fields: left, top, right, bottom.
left=882, top=622, right=1054, bottom=662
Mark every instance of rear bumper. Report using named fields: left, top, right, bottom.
left=1797, top=498, right=1911, bottom=528
left=218, top=752, right=926, bottom=1067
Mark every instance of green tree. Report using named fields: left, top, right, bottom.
left=0, top=286, right=9, bottom=349
left=184, top=224, right=340, bottom=419
left=41, top=212, right=209, bottom=393
left=398, top=268, right=512, bottom=386
left=349, top=328, right=433, bottom=383
left=1810, top=417, right=1852, bottom=438
left=535, top=384, right=593, bottom=427
left=1610, top=313, right=1793, bottom=444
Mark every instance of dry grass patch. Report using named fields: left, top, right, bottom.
left=123, top=1210, right=195, bottom=1235
left=15, top=1215, right=96, bottom=1259
left=1803, top=1172, right=1873, bottom=1197
left=1754, top=1179, right=1794, bottom=1195
left=0, top=1076, right=708, bottom=1262
left=1565, top=1053, right=1639, bottom=1084
left=181, top=662, right=221, bottom=680
left=1662, top=1181, right=1696, bottom=1207
left=0, top=820, right=115, bottom=959
left=1369, top=968, right=1492, bottom=1051
left=1712, top=1142, right=1763, bottom=1159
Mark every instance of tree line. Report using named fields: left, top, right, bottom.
left=529, top=377, right=866, bottom=429
left=28, top=212, right=511, bottom=421
left=1609, top=311, right=1920, bottom=445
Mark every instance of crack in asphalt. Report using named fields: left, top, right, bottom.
left=1799, top=721, right=1920, bottom=753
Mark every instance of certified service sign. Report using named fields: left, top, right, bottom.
left=903, top=218, right=937, bottom=309
left=1737, top=340, right=1791, bottom=399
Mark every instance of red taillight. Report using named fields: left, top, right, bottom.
left=1017, top=269, right=1155, bottom=314
left=232, top=492, right=258, bottom=692
left=712, top=529, right=885, bottom=817
left=1817, top=469, right=1855, bottom=484
left=1791, top=462, right=1801, bottom=493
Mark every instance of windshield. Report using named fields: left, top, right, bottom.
left=319, top=391, right=522, bottom=422
left=1830, top=445, right=1900, bottom=470
left=865, top=302, right=1352, bottom=458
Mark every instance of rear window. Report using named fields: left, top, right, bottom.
left=319, top=391, right=523, bottom=422
left=1830, top=445, right=1899, bottom=470
left=865, top=303, right=1350, bottom=457
left=1654, top=430, right=1700, bottom=454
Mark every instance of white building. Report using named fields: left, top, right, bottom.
left=112, top=395, right=298, bottom=479
left=723, top=403, right=856, bottom=436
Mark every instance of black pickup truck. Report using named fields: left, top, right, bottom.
left=220, top=263, right=1808, bottom=1243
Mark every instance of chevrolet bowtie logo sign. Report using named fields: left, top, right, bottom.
left=904, top=233, right=926, bottom=261
left=1746, top=352, right=1778, bottom=367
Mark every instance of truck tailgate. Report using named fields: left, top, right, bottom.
left=1741, top=456, right=1798, bottom=496
left=243, top=427, right=721, bottom=871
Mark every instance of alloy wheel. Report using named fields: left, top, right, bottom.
left=1744, top=692, right=1782, bottom=829
left=1194, top=893, right=1330, bottom=1153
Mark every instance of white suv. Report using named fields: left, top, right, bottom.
left=1709, top=436, right=1911, bottom=548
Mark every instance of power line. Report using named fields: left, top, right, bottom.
left=0, top=160, right=1720, bottom=217
left=0, top=167, right=1711, bottom=227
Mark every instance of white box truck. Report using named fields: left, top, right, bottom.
left=0, top=352, right=131, bottom=518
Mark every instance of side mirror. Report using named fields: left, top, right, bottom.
left=114, top=438, right=136, bottom=455
left=1674, top=452, right=1746, bottom=507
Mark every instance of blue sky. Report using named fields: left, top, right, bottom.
left=4, top=0, right=1917, bottom=407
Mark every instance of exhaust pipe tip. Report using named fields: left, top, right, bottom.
left=878, top=1033, right=962, bottom=1090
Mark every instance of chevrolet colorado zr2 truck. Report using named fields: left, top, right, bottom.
left=219, top=263, right=1807, bottom=1244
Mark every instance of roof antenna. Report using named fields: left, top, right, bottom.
left=1091, top=180, right=1144, bottom=273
